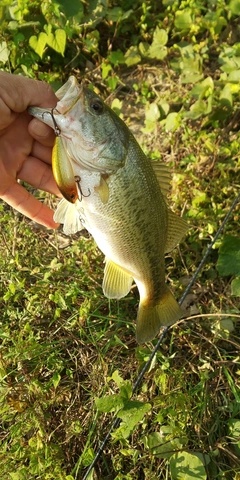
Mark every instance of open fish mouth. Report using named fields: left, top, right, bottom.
left=28, top=76, right=84, bottom=135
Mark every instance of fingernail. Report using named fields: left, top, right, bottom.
left=31, top=119, right=50, bottom=137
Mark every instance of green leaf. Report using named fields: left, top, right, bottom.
left=143, top=102, right=160, bottom=133
left=220, top=84, right=233, bottom=109
left=229, top=0, right=240, bottom=16
left=52, top=372, right=61, bottom=389
left=46, top=28, right=66, bottom=56
left=184, top=99, right=211, bottom=120
left=191, top=77, right=214, bottom=99
left=108, top=49, right=125, bottom=65
left=95, top=393, right=125, bottom=413
left=231, top=277, right=240, bottom=296
left=228, top=419, right=240, bottom=456
left=174, top=10, right=193, bottom=31
left=101, top=62, right=112, bottom=80
left=124, top=46, right=141, bottom=66
left=0, top=41, right=9, bottom=63
left=116, top=372, right=131, bottom=397
left=145, top=428, right=186, bottom=459
left=217, top=235, right=240, bottom=277
left=113, top=400, right=151, bottom=439
left=164, top=112, right=181, bottom=132
left=107, top=76, right=119, bottom=91
left=111, top=98, right=123, bottom=116
left=29, top=32, right=47, bottom=59
left=170, top=451, right=207, bottom=479
left=139, top=42, right=150, bottom=57
left=107, top=6, right=122, bottom=22
left=148, top=27, right=168, bottom=60
left=152, top=27, right=168, bottom=46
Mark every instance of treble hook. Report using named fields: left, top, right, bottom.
left=42, top=108, right=61, bottom=136
left=75, top=175, right=91, bottom=201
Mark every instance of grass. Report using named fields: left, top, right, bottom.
left=0, top=69, right=240, bottom=478
left=1, top=2, right=240, bottom=476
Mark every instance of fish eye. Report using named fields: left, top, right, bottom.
left=90, top=99, right=104, bottom=114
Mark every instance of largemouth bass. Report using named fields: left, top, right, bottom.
left=29, top=76, right=187, bottom=343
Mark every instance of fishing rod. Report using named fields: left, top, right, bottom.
left=81, top=189, right=240, bottom=480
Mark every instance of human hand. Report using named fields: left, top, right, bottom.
left=0, top=71, right=60, bottom=229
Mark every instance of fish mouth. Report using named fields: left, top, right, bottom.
left=28, top=76, right=84, bottom=134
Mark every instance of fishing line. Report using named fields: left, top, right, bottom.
left=82, top=190, right=240, bottom=480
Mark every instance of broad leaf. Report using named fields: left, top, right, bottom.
left=217, top=235, right=240, bottom=276
left=231, top=277, right=240, bottom=296
left=229, top=0, right=240, bottom=15
left=47, top=28, right=66, bottom=56
left=149, top=27, right=168, bottom=60
left=175, top=9, right=193, bottom=31
left=170, top=451, right=207, bottom=479
left=113, top=400, right=151, bottom=439
left=95, top=393, right=125, bottom=413
left=29, top=32, right=47, bottom=59
left=0, top=41, right=9, bottom=63
left=124, top=46, right=141, bottom=66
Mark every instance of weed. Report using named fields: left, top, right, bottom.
left=1, top=1, right=240, bottom=479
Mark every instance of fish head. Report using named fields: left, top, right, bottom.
left=28, top=76, right=129, bottom=174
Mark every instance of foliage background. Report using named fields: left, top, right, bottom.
left=0, top=1, right=240, bottom=479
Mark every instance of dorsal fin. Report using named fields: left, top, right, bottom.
left=165, top=210, right=188, bottom=253
left=151, top=162, right=171, bottom=198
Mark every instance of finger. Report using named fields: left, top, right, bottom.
left=18, top=155, right=61, bottom=197
left=31, top=142, right=53, bottom=165
left=0, top=71, right=58, bottom=112
left=29, top=118, right=56, bottom=147
left=1, top=181, right=59, bottom=229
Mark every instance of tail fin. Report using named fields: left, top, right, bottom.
left=136, top=285, right=183, bottom=344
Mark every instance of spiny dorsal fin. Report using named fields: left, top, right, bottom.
left=165, top=210, right=188, bottom=253
left=151, top=162, right=171, bottom=198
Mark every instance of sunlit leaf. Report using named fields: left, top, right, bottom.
left=47, top=28, right=66, bottom=56
left=164, top=112, right=181, bottom=132
left=95, top=393, right=125, bottom=412
left=0, top=41, right=9, bottom=63
left=113, top=401, right=151, bottom=439
left=175, top=9, right=193, bottom=31
left=101, top=62, right=112, bottom=79
left=148, top=27, right=168, bottom=60
left=170, top=451, right=207, bottom=479
left=229, top=0, right=240, bottom=15
left=124, top=46, right=141, bottom=66
left=29, top=32, right=47, bottom=59
left=145, top=428, right=186, bottom=459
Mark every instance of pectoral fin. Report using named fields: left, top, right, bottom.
left=165, top=210, right=188, bottom=253
left=54, top=199, right=84, bottom=235
left=103, top=258, right=133, bottom=299
left=95, top=174, right=110, bottom=204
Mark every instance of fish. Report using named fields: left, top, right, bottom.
left=28, top=76, right=188, bottom=343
